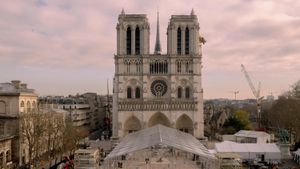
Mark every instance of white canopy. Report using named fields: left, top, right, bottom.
left=234, top=130, right=270, bottom=138
left=294, top=149, right=300, bottom=156
left=105, top=124, right=216, bottom=160
left=215, top=141, right=281, bottom=161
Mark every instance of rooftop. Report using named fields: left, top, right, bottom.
left=0, top=80, right=36, bottom=95
left=234, top=130, right=270, bottom=138
left=215, top=141, right=280, bottom=153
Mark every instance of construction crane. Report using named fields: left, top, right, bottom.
left=229, top=91, right=239, bottom=100
left=241, top=64, right=264, bottom=129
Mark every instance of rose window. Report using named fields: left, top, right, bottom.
left=151, top=80, right=167, bottom=96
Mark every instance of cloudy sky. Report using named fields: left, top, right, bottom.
left=0, top=0, right=299, bottom=99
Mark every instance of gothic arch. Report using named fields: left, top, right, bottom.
left=20, top=101, right=25, bottom=107
left=127, top=87, right=132, bottom=99
left=185, top=87, right=190, bottom=99
left=177, top=27, right=182, bottom=54
left=124, top=116, right=142, bottom=134
left=27, top=101, right=31, bottom=113
left=32, top=101, right=36, bottom=112
left=148, top=112, right=171, bottom=127
left=135, top=87, right=141, bottom=98
left=0, top=101, right=6, bottom=114
left=135, top=26, right=140, bottom=55
left=185, top=27, right=190, bottom=54
left=126, top=26, right=132, bottom=55
left=176, top=114, right=193, bottom=134
left=6, top=150, right=10, bottom=162
left=177, top=87, right=183, bottom=99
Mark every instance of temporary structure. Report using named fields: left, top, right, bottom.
left=215, top=141, right=281, bottom=162
left=104, top=125, right=217, bottom=169
left=106, top=124, right=215, bottom=160
left=293, top=149, right=300, bottom=164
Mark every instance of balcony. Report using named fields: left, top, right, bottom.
left=118, top=100, right=197, bottom=111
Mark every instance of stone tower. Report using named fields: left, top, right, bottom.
left=112, top=9, right=204, bottom=138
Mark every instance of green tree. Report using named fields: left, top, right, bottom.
left=223, top=110, right=252, bottom=134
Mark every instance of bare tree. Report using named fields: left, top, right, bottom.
left=20, top=112, right=46, bottom=168
left=263, top=80, right=300, bottom=143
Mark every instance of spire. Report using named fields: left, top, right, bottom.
left=154, top=9, right=161, bottom=54
left=107, top=78, right=109, bottom=101
left=191, top=8, right=195, bottom=15
left=121, top=8, right=125, bottom=15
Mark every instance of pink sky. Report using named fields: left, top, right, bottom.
left=0, top=0, right=299, bottom=99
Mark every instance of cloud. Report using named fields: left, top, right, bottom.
left=0, top=0, right=299, bottom=98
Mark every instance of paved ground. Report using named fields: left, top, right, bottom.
left=279, top=159, right=300, bottom=169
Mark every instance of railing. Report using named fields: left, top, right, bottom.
left=118, top=100, right=197, bottom=111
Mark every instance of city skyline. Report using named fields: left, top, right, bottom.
left=1, top=0, right=299, bottom=99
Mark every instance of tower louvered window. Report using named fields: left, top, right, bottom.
left=135, top=27, right=140, bottom=55
left=185, top=28, right=189, bottom=54
left=126, top=27, right=132, bottom=55
left=177, top=27, right=181, bottom=55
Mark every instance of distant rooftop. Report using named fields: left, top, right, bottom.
left=234, top=130, right=270, bottom=138
left=0, top=80, right=36, bottom=95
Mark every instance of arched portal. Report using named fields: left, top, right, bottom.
left=148, top=112, right=171, bottom=127
left=124, top=116, right=142, bottom=134
left=176, top=114, right=193, bottom=134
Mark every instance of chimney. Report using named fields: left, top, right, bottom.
left=11, top=80, right=21, bottom=89
left=20, top=83, right=27, bottom=89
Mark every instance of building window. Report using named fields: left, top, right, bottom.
left=185, top=87, right=190, bottom=98
left=0, top=101, right=5, bottom=114
left=6, top=151, right=10, bottom=162
left=127, top=87, right=132, bottom=99
left=135, top=87, right=141, bottom=98
left=185, top=27, right=189, bottom=54
left=150, top=60, right=168, bottom=74
left=32, top=101, right=36, bottom=112
left=0, top=152, right=3, bottom=166
left=177, top=87, right=182, bottom=98
left=126, top=27, right=132, bottom=55
left=27, top=101, right=31, bottom=113
left=177, top=27, right=182, bottom=55
left=185, top=61, right=189, bottom=73
left=177, top=61, right=182, bottom=73
left=135, top=27, right=140, bottom=55
left=20, top=101, right=25, bottom=107
left=136, top=62, right=141, bottom=73
left=127, top=63, right=131, bottom=73
left=151, top=80, right=168, bottom=97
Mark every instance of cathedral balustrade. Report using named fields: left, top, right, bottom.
left=118, top=100, right=197, bottom=111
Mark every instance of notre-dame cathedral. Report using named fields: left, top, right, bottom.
left=112, top=9, right=205, bottom=139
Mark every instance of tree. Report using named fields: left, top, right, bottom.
left=20, top=111, right=85, bottom=168
left=263, top=80, right=300, bottom=143
left=223, top=110, right=252, bottom=134
left=61, top=117, right=82, bottom=156
left=20, top=112, right=46, bottom=168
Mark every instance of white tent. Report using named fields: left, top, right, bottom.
left=293, top=149, right=300, bottom=164
left=105, top=124, right=216, bottom=160
left=215, top=141, right=281, bottom=162
left=234, top=130, right=271, bottom=143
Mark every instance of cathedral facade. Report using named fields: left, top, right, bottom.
left=112, top=10, right=205, bottom=138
